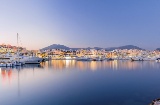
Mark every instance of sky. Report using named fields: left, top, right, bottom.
left=0, top=0, right=160, bottom=50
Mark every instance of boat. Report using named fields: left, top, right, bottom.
left=4, top=54, right=42, bottom=64
left=23, top=56, right=43, bottom=64
left=0, top=34, right=42, bottom=65
left=143, top=57, right=157, bottom=61
left=130, top=57, right=144, bottom=61
left=1, top=53, right=25, bottom=65
left=0, top=62, right=13, bottom=67
left=150, top=98, right=160, bottom=105
left=156, top=58, right=160, bottom=62
left=15, top=33, right=23, bottom=66
left=107, top=58, right=114, bottom=61
left=64, top=55, right=78, bottom=60
left=0, top=55, right=15, bottom=66
left=77, top=56, right=92, bottom=61
left=92, top=57, right=105, bottom=61
left=16, top=33, right=43, bottom=64
left=3, top=54, right=43, bottom=64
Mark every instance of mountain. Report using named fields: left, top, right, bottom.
left=40, top=44, right=70, bottom=51
left=40, top=44, right=144, bottom=51
left=93, top=47, right=103, bottom=50
left=40, top=44, right=104, bottom=51
left=105, top=45, right=145, bottom=51
left=156, top=48, right=160, bottom=51
left=83, top=47, right=103, bottom=50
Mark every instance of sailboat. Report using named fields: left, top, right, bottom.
left=13, top=33, right=23, bottom=66
left=16, top=33, right=43, bottom=64
left=7, top=33, right=42, bottom=64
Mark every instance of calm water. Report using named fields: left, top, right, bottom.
left=1, top=60, right=160, bottom=105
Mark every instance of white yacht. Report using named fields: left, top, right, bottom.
left=15, top=33, right=24, bottom=66
left=1, top=53, right=42, bottom=65
left=15, top=33, right=43, bottom=64
left=11, top=55, right=43, bottom=64
left=0, top=55, right=21, bottom=67
left=77, top=56, right=92, bottom=61
left=64, top=55, right=78, bottom=60
left=91, top=56, right=106, bottom=61
left=21, top=56, right=43, bottom=64
left=0, top=53, right=24, bottom=66
left=0, top=62, right=13, bottom=67
left=143, top=57, right=157, bottom=61
left=131, top=56, right=157, bottom=61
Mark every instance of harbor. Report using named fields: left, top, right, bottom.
left=1, top=0, right=160, bottom=104
left=1, top=43, right=160, bottom=68
left=0, top=34, right=43, bottom=67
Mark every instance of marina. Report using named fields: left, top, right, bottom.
left=1, top=0, right=160, bottom=105
left=1, top=43, right=160, bottom=67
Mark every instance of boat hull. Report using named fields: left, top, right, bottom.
left=0, top=63, right=13, bottom=67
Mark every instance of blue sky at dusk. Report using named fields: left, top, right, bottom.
left=0, top=0, right=160, bottom=50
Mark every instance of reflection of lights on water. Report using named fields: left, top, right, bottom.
left=47, top=60, right=151, bottom=71
left=65, top=60, right=70, bottom=68
left=90, top=61, right=97, bottom=71
left=65, top=60, right=76, bottom=68
left=113, top=60, right=118, bottom=70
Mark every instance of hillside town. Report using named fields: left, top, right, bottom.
left=0, top=44, right=38, bottom=56
left=1, top=44, right=160, bottom=62
left=39, top=47, right=160, bottom=61
left=0, top=44, right=160, bottom=60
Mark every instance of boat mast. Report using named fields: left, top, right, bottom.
left=17, top=33, right=20, bottom=62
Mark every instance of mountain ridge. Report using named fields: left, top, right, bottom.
left=156, top=48, right=160, bottom=51
left=105, top=45, right=145, bottom=51
left=40, top=44, right=145, bottom=51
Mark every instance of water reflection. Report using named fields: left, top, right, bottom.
left=0, top=64, right=43, bottom=97
left=41, top=60, right=160, bottom=71
left=1, top=60, right=160, bottom=86
left=0, top=60, right=160, bottom=105
left=0, top=68, right=13, bottom=85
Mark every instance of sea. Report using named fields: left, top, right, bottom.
left=0, top=60, right=160, bottom=105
